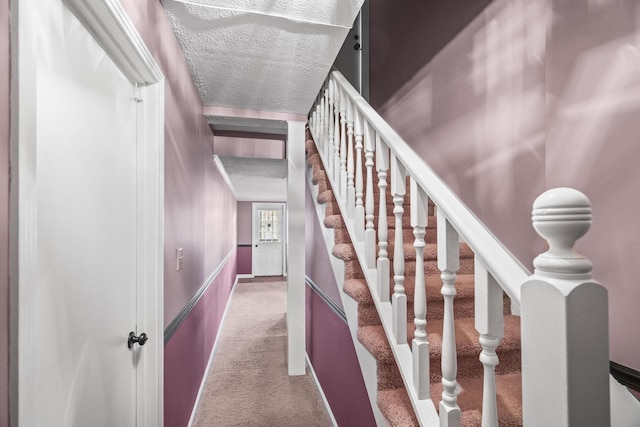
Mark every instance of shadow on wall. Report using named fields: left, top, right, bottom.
left=373, top=0, right=548, bottom=269
left=370, top=0, right=492, bottom=109
left=371, top=0, right=640, bottom=371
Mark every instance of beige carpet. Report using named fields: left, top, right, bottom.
left=192, top=277, right=333, bottom=427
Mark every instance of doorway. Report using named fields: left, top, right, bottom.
left=252, top=203, right=286, bottom=277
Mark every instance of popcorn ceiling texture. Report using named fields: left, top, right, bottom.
left=163, top=0, right=363, bottom=114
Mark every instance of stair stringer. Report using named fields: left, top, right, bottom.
left=306, top=161, right=391, bottom=427
left=306, top=139, right=439, bottom=426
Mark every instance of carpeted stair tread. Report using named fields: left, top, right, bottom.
left=344, top=274, right=476, bottom=306
left=317, top=189, right=335, bottom=206
left=332, top=243, right=358, bottom=261
left=431, top=372, right=523, bottom=427
left=324, top=214, right=345, bottom=230
left=378, top=388, right=419, bottom=427
left=312, top=169, right=327, bottom=186
left=386, top=241, right=474, bottom=262
left=358, top=316, right=521, bottom=369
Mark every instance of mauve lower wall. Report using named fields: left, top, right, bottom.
left=306, top=288, right=376, bottom=426
left=121, top=1, right=238, bottom=424
left=0, top=0, right=9, bottom=423
left=164, top=253, right=237, bottom=427
left=371, top=0, right=640, bottom=371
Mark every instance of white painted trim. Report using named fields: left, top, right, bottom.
left=187, top=276, right=240, bottom=427
left=305, top=354, right=339, bottom=427
left=61, top=0, right=163, bottom=84
left=236, top=274, right=255, bottom=279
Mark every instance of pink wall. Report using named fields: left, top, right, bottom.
left=214, top=136, right=284, bottom=159
left=0, top=0, right=9, bottom=423
left=371, top=0, right=640, bottom=371
left=121, top=1, right=238, bottom=424
left=120, top=0, right=236, bottom=327
left=237, top=201, right=253, bottom=244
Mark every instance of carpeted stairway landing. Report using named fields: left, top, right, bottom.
left=306, top=135, right=523, bottom=427
left=192, top=277, right=332, bottom=427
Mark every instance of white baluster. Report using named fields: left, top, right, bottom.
left=310, top=108, right=316, bottom=137
left=475, top=258, right=503, bottom=427
left=411, top=178, right=430, bottom=399
left=327, top=79, right=335, bottom=175
left=320, top=87, right=326, bottom=153
left=438, top=215, right=461, bottom=424
left=346, top=98, right=355, bottom=217
left=354, top=110, right=364, bottom=240
left=391, top=154, right=406, bottom=344
left=323, top=82, right=330, bottom=160
left=333, top=79, right=341, bottom=184
left=522, top=188, right=610, bottom=427
left=339, top=88, right=347, bottom=200
left=364, top=121, right=376, bottom=268
left=376, top=137, right=390, bottom=302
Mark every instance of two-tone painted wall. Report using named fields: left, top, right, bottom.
left=371, top=0, right=640, bottom=373
left=304, top=178, right=376, bottom=425
left=121, top=2, right=238, bottom=425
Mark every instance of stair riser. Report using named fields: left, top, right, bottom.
left=429, top=351, right=521, bottom=384
left=377, top=362, right=405, bottom=390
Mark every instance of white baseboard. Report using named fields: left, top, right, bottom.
left=306, top=354, right=338, bottom=427
left=237, top=274, right=254, bottom=279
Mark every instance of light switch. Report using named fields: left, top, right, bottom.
left=176, top=248, right=184, bottom=271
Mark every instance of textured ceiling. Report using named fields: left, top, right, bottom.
left=163, top=0, right=363, bottom=115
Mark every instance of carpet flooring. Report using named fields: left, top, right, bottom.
left=192, top=277, right=333, bottom=427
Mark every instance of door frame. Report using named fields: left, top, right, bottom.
left=251, top=203, right=287, bottom=277
left=10, top=0, right=165, bottom=425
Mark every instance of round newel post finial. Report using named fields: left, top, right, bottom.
left=531, top=187, right=593, bottom=278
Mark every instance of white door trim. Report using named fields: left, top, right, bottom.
left=10, top=0, right=164, bottom=425
left=252, top=203, right=287, bottom=277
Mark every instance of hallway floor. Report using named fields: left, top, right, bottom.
left=192, top=276, right=333, bottom=426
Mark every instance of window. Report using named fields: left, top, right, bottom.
left=258, top=209, right=280, bottom=242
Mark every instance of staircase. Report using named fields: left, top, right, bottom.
left=306, top=136, right=523, bottom=426
left=304, top=70, right=622, bottom=426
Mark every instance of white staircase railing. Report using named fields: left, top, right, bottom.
left=308, top=70, right=612, bottom=426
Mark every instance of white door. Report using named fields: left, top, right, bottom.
left=15, top=1, right=162, bottom=425
left=252, top=204, right=285, bottom=276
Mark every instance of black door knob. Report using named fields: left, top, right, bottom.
left=128, top=332, right=148, bottom=349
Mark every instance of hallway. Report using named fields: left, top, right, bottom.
left=191, top=277, right=333, bottom=426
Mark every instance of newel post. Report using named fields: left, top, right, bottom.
left=521, top=188, right=610, bottom=427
